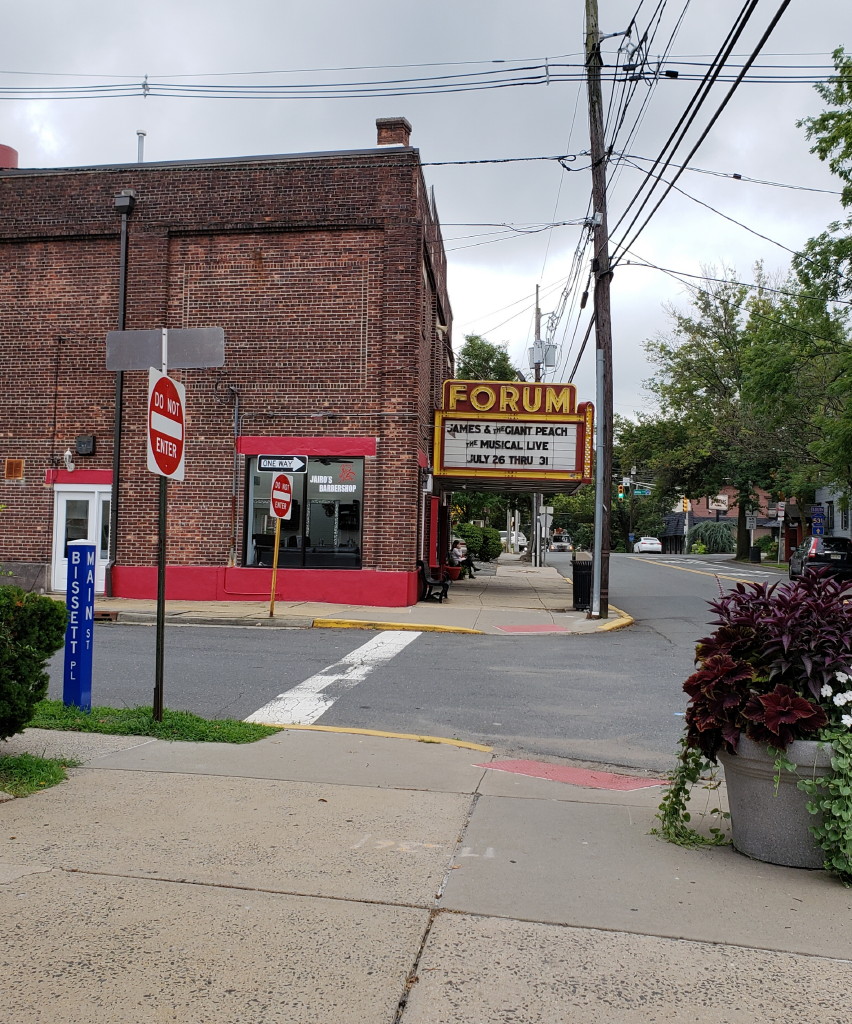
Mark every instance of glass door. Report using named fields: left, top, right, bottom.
left=51, top=487, right=111, bottom=593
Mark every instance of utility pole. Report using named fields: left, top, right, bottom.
left=533, top=285, right=542, bottom=568
left=585, top=0, right=614, bottom=618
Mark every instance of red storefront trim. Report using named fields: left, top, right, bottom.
left=112, top=565, right=419, bottom=607
left=237, top=436, right=377, bottom=457
left=45, top=469, right=113, bottom=485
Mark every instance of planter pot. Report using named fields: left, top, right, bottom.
left=719, top=736, right=832, bottom=869
left=443, top=566, right=463, bottom=581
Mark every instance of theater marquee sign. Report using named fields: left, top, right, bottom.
left=433, top=380, right=594, bottom=485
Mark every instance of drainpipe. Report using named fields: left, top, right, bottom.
left=105, top=189, right=137, bottom=596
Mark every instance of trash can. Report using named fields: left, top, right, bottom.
left=571, top=558, right=593, bottom=611
left=749, top=545, right=762, bottom=564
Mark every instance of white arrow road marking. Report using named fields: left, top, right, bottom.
left=244, top=630, right=421, bottom=725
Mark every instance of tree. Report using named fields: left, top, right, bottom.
left=799, top=46, right=852, bottom=211
left=455, top=334, right=521, bottom=381
left=0, top=589, right=67, bottom=741
left=638, top=270, right=780, bottom=558
left=451, top=335, right=525, bottom=524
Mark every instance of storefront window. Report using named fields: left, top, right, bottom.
left=245, top=457, right=363, bottom=569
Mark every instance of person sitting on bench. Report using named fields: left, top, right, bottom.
left=449, top=539, right=478, bottom=578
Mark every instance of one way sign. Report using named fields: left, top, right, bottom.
left=258, top=455, right=308, bottom=474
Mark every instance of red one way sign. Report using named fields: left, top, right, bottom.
left=147, top=369, right=186, bottom=481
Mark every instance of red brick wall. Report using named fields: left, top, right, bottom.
left=0, top=148, right=451, bottom=585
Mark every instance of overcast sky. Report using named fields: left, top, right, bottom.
left=2, top=1, right=848, bottom=417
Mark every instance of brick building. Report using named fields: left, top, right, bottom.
left=0, top=118, right=454, bottom=607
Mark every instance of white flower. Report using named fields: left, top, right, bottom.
left=837, top=671, right=851, bottom=685
left=842, top=715, right=852, bottom=728
left=822, top=684, right=834, bottom=698
left=834, top=693, right=849, bottom=706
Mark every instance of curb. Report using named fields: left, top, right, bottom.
left=595, top=605, right=634, bottom=632
left=112, top=612, right=315, bottom=628
left=311, top=618, right=482, bottom=634
left=264, top=724, right=493, bottom=751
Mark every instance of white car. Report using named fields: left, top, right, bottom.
left=499, top=530, right=528, bottom=552
left=633, top=536, right=662, bottom=553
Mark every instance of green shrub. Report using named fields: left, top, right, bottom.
left=0, top=588, right=67, bottom=742
left=757, top=534, right=779, bottom=558
left=687, top=521, right=735, bottom=554
left=454, top=523, right=484, bottom=558
left=479, top=527, right=503, bottom=562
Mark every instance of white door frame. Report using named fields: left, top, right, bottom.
left=51, top=484, right=112, bottom=594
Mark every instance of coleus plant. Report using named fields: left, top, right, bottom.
left=684, top=570, right=852, bottom=760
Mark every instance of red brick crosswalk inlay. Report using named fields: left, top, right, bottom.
left=474, top=759, right=666, bottom=790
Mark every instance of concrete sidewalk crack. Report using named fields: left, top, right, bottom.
left=393, top=782, right=486, bottom=1022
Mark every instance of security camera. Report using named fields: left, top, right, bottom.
left=63, top=449, right=76, bottom=472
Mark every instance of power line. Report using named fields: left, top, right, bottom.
left=618, top=157, right=808, bottom=259
left=620, top=254, right=852, bottom=306
left=607, top=0, right=764, bottom=260
left=611, top=1, right=796, bottom=268
left=613, top=151, right=843, bottom=195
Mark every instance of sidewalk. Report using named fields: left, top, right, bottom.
left=93, top=554, right=632, bottom=635
left=1, top=725, right=849, bottom=1023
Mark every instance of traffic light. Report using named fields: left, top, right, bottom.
left=682, top=496, right=689, bottom=512
left=617, top=485, right=625, bottom=499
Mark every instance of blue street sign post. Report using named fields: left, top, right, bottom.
left=63, top=540, right=95, bottom=712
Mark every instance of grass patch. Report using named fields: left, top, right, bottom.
left=0, top=752, right=79, bottom=797
left=30, top=700, right=279, bottom=744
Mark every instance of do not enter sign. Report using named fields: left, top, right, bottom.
left=270, top=474, right=293, bottom=519
left=147, top=369, right=186, bottom=480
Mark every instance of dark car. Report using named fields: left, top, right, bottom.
left=788, top=535, right=852, bottom=580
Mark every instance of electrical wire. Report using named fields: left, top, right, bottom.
left=607, top=0, right=763, bottom=258
left=613, top=151, right=843, bottom=195
left=618, top=157, right=809, bottom=259
left=620, top=253, right=852, bottom=306
left=611, top=0, right=795, bottom=268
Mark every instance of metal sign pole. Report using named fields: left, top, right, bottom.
left=153, top=329, right=169, bottom=722
left=269, top=517, right=282, bottom=618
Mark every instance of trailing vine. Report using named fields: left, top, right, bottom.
left=797, top=730, right=852, bottom=886
left=651, top=737, right=730, bottom=848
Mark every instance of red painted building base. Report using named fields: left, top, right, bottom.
left=112, top=565, right=420, bottom=607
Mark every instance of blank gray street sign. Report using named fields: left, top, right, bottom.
left=106, top=327, right=225, bottom=370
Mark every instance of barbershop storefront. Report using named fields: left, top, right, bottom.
left=246, top=456, right=364, bottom=570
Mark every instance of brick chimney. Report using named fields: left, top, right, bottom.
left=376, top=117, right=412, bottom=147
left=0, top=144, right=19, bottom=169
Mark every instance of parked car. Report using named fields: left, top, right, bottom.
left=499, top=530, right=528, bottom=552
left=633, top=536, right=662, bottom=553
left=788, top=535, right=852, bottom=580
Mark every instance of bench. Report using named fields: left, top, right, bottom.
left=417, top=560, right=450, bottom=603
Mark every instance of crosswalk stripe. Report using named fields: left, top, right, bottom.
left=244, top=630, right=421, bottom=726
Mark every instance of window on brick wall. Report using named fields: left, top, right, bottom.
left=4, top=458, right=24, bottom=480
left=245, top=457, right=363, bottom=569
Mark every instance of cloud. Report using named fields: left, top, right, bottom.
left=0, top=0, right=847, bottom=420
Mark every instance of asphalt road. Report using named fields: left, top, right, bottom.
left=45, top=554, right=789, bottom=773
